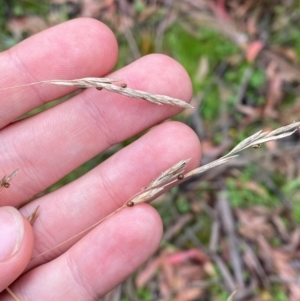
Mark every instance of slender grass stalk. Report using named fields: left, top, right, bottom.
left=5, top=287, right=22, bottom=301
left=226, top=290, right=237, bottom=301
left=126, top=121, right=300, bottom=206
left=0, top=77, right=193, bottom=109
left=30, top=205, right=127, bottom=261
left=29, top=120, right=300, bottom=260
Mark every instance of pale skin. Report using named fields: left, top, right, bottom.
left=0, top=18, right=201, bottom=300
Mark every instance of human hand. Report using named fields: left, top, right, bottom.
left=0, top=18, right=201, bottom=300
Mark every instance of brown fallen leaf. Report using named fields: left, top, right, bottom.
left=272, top=249, right=300, bottom=301
left=174, top=287, right=203, bottom=301
left=135, top=257, right=161, bottom=288
left=236, top=208, right=274, bottom=240
left=166, top=249, right=209, bottom=265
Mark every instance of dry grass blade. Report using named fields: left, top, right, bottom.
left=226, top=290, right=237, bottom=301
left=251, top=130, right=298, bottom=146
left=148, top=159, right=190, bottom=188
left=264, top=121, right=300, bottom=137
left=0, top=77, right=193, bottom=109
left=42, top=78, right=193, bottom=109
left=185, top=155, right=238, bottom=178
left=31, top=204, right=127, bottom=260
left=40, top=77, right=121, bottom=87
left=226, top=121, right=300, bottom=156
left=127, top=121, right=300, bottom=206
left=97, top=83, right=193, bottom=109
left=130, top=187, right=164, bottom=205
left=126, top=159, right=190, bottom=207
left=226, top=130, right=264, bottom=156
left=5, top=287, right=22, bottom=301
left=0, top=78, right=119, bottom=91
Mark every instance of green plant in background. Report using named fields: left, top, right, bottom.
left=165, top=25, right=239, bottom=85
left=176, top=194, right=190, bottom=213
left=0, top=0, right=49, bottom=49
left=164, top=25, right=241, bottom=122
left=4, top=0, right=49, bottom=16
left=136, top=287, right=153, bottom=301
left=226, top=165, right=276, bottom=208
left=282, top=177, right=300, bottom=222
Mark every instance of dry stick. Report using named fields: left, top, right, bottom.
left=217, top=191, right=245, bottom=290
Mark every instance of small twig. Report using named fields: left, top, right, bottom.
left=212, top=253, right=236, bottom=291
left=163, top=214, right=193, bottom=241
left=241, top=239, right=269, bottom=288
left=217, top=191, right=245, bottom=289
left=235, top=67, right=253, bottom=105
left=209, top=219, right=220, bottom=253
left=123, top=28, right=141, bottom=60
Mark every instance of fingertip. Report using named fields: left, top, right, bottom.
left=144, top=53, right=193, bottom=102
left=0, top=207, right=34, bottom=291
left=121, top=203, right=163, bottom=251
left=66, top=203, right=163, bottom=295
left=61, top=18, right=119, bottom=73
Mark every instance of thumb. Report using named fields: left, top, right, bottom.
left=0, top=206, right=34, bottom=292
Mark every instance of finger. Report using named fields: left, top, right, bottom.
left=0, top=207, right=34, bottom=292
left=0, top=18, right=118, bottom=128
left=0, top=54, right=193, bottom=207
left=1, top=205, right=162, bottom=301
left=21, top=121, right=201, bottom=269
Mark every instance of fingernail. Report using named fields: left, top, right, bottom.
left=0, top=207, right=24, bottom=262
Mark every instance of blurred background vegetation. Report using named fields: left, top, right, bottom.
left=1, top=0, right=300, bottom=300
